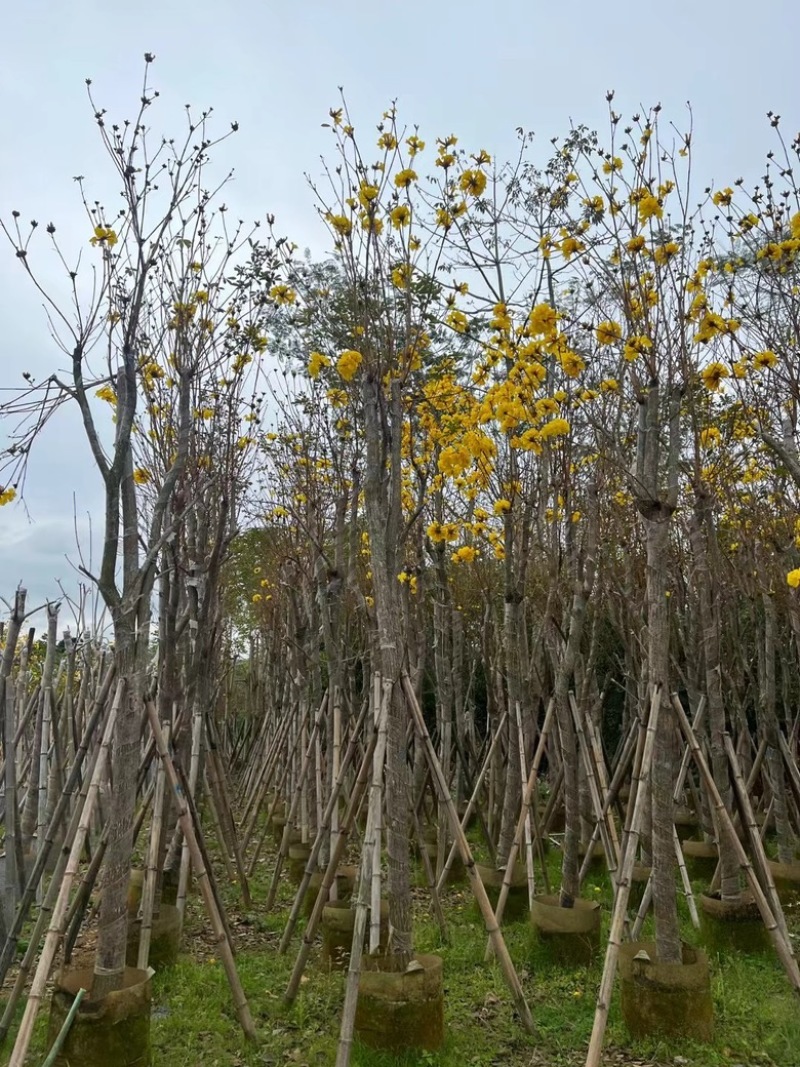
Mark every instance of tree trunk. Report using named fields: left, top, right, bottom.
left=644, top=513, right=681, bottom=964
left=92, top=616, right=146, bottom=999
left=689, top=493, right=740, bottom=899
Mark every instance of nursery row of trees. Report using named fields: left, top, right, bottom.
left=1, top=58, right=799, bottom=1063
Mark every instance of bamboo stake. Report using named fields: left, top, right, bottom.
left=584, top=684, right=661, bottom=1067
left=436, top=710, right=508, bottom=893
left=335, top=689, right=387, bottom=1067
left=4, top=683, right=19, bottom=933
left=670, top=695, right=800, bottom=994
left=515, top=702, right=536, bottom=909
left=176, top=702, right=203, bottom=923
left=279, top=702, right=370, bottom=959
left=138, top=721, right=170, bottom=970
left=370, top=676, right=388, bottom=953
left=673, top=826, right=699, bottom=929
left=723, top=733, right=795, bottom=954
left=485, top=701, right=554, bottom=961
left=145, top=701, right=257, bottom=1042
left=265, top=692, right=328, bottom=910
left=6, top=682, right=120, bottom=1067
left=282, top=728, right=376, bottom=1001
left=40, top=986, right=86, bottom=1067
left=570, top=693, right=620, bottom=881
left=402, top=675, right=535, bottom=1035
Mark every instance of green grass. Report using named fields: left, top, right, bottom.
left=2, top=835, right=799, bottom=1067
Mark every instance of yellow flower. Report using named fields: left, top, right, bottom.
left=337, top=349, right=363, bottom=381
left=699, top=426, right=721, bottom=449
left=712, top=188, right=734, bottom=207
left=0, top=486, right=17, bottom=506
left=231, top=353, right=252, bottom=374
left=559, top=350, right=585, bottom=378
left=377, top=132, right=398, bottom=150
left=436, top=207, right=453, bottom=230
left=603, top=157, right=623, bottom=173
left=494, top=499, right=511, bottom=516
left=700, top=362, right=729, bottom=392
left=90, top=225, right=118, bottom=247
left=389, top=205, right=411, bottom=228
left=539, top=417, right=570, bottom=439
left=752, top=350, right=777, bottom=371
left=596, top=320, right=622, bottom=346
left=326, top=213, right=353, bottom=236
left=623, top=335, right=652, bottom=362
left=308, top=351, right=331, bottom=378
left=360, top=213, right=384, bottom=235
left=560, top=235, right=585, bottom=260
left=459, top=169, right=487, bottom=197
left=270, top=284, right=296, bottom=306
left=527, top=303, right=558, bottom=336
left=391, top=264, right=412, bottom=289
left=252, top=593, right=263, bottom=603
left=447, top=308, right=469, bottom=333
left=394, top=168, right=418, bottom=189
left=653, top=241, right=680, bottom=266
left=406, top=135, right=425, bottom=156
left=133, top=468, right=151, bottom=485
left=95, top=385, right=117, bottom=404
left=358, top=183, right=380, bottom=208
left=626, top=235, right=647, bottom=254
left=600, top=378, right=618, bottom=392
left=452, top=545, right=478, bottom=564
left=787, top=569, right=800, bottom=589
left=637, top=194, right=663, bottom=223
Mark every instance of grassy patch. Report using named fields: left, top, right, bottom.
left=1, top=838, right=799, bottom=1066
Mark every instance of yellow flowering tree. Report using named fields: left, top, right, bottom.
left=0, top=57, right=287, bottom=1002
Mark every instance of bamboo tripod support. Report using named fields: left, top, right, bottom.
left=584, top=683, right=661, bottom=1067
left=265, top=692, right=329, bottom=910
left=670, top=695, right=800, bottom=994
left=402, top=674, right=535, bottom=1035
left=6, top=682, right=121, bottom=1067
left=484, top=700, right=554, bottom=963
left=283, top=730, right=377, bottom=1002
left=436, top=709, right=508, bottom=892
left=334, top=682, right=388, bottom=1067
left=145, top=701, right=258, bottom=1042
left=0, top=663, right=115, bottom=986
left=279, top=701, right=370, bottom=959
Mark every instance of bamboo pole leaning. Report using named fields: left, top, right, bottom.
left=335, top=684, right=388, bottom=1067
left=265, top=692, right=329, bottom=910
left=145, top=700, right=258, bottom=1042
left=436, top=709, right=509, bottom=893
left=671, top=695, right=800, bottom=994
left=282, top=726, right=377, bottom=1001
left=138, top=721, right=170, bottom=970
left=485, top=700, right=554, bottom=962
left=402, top=674, right=536, bottom=1036
left=6, top=681, right=120, bottom=1067
left=584, top=683, right=661, bottom=1067
left=279, top=702, right=370, bottom=959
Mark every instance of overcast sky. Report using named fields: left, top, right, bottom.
left=1, top=0, right=797, bottom=631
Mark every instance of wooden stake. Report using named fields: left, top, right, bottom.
left=403, top=675, right=535, bottom=1036
left=671, top=695, right=800, bottom=994
left=6, top=682, right=120, bottom=1067
left=145, top=701, right=258, bottom=1042
left=585, top=684, right=661, bottom=1067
